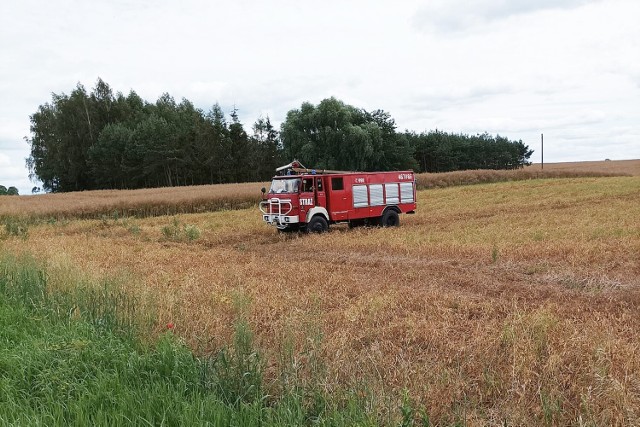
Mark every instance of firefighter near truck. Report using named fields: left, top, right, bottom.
left=259, top=161, right=417, bottom=232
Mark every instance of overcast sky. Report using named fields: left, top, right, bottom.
left=1, top=0, right=639, bottom=194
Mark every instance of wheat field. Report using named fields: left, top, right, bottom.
left=2, top=174, right=639, bottom=425
left=1, top=160, right=633, bottom=221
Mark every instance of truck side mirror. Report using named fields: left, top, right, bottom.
left=261, top=187, right=266, bottom=194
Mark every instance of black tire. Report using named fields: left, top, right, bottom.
left=306, top=215, right=329, bottom=233
left=381, top=209, right=400, bottom=227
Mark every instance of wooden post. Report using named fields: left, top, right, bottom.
left=541, top=133, right=544, bottom=170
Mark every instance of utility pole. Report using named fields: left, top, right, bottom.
left=541, top=133, right=544, bottom=170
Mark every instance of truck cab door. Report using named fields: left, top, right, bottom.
left=328, top=176, right=349, bottom=221
left=299, top=177, right=315, bottom=220
left=315, top=177, right=326, bottom=209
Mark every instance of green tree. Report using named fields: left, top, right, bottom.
left=7, top=187, right=18, bottom=195
left=26, top=101, right=62, bottom=191
left=228, top=108, right=251, bottom=182
left=173, top=99, right=204, bottom=186
left=129, top=114, right=175, bottom=187
left=26, top=79, right=118, bottom=191
left=251, top=116, right=282, bottom=181
left=196, top=103, right=231, bottom=184
left=280, top=97, right=415, bottom=172
left=88, top=123, right=133, bottom=189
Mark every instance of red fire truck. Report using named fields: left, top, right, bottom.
left=259, top=161, right=417, bottom=232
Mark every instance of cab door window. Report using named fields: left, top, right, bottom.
left=331, top=177, right=344, bottom=191
left=302, top=178, right=314, bottom=192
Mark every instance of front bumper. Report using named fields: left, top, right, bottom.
left=262, top=214, right=300, bottom=228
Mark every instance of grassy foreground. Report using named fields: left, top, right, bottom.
left=0, top=255, right=425, bottom=426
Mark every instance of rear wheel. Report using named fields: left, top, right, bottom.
left=306, top=215, right=329, bottom=233
left=381, top=209, right=400, bottom=227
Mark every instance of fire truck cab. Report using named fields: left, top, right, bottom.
left=259, top=161, right=416, bottom=232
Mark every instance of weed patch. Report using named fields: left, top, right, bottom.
left=1, top=217, right=29, bottom=240
left=161, top=218, right=201, bottom=242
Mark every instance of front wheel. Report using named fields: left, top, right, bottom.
left=381, top=209, right=400, bottom=227
left=306, top=215, right=329, bottom=233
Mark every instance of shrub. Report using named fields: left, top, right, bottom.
left=1, top=217, right=29, bottom=240
left=161, top=218, right=201, bottom=242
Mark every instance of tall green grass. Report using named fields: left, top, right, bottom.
left=0, top=254, right=429, bottom=426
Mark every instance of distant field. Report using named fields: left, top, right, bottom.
left=526, top=158, right=640, bottom=176
left=2, top=176, right=639, bottom=425
left=0, top=160, right=632, bottom=221
left=0, top=181, right=267, bottom=220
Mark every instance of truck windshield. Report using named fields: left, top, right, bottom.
left=269, top=178, right=300, bottom=194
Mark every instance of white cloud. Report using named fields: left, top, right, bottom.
left=0, top=0, right=639, bottom=195
left=0, top=119, right=29, bottom=150
left=412, top=0, right=598, bottom=33
left=0, top=151, right=34, bottom=195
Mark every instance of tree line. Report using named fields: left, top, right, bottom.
left=26, top=79, right=533, bottom=192
left=406, top=130, right=533, bottom=173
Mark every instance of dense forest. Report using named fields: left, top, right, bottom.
left=26, top=79, right=533, bottom=192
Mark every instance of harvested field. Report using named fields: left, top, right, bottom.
left=414, top=167, right=626, bottom=189
left=526, top=159, right=640, bottom=176
left=2, top=176, right=639, bottom=425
